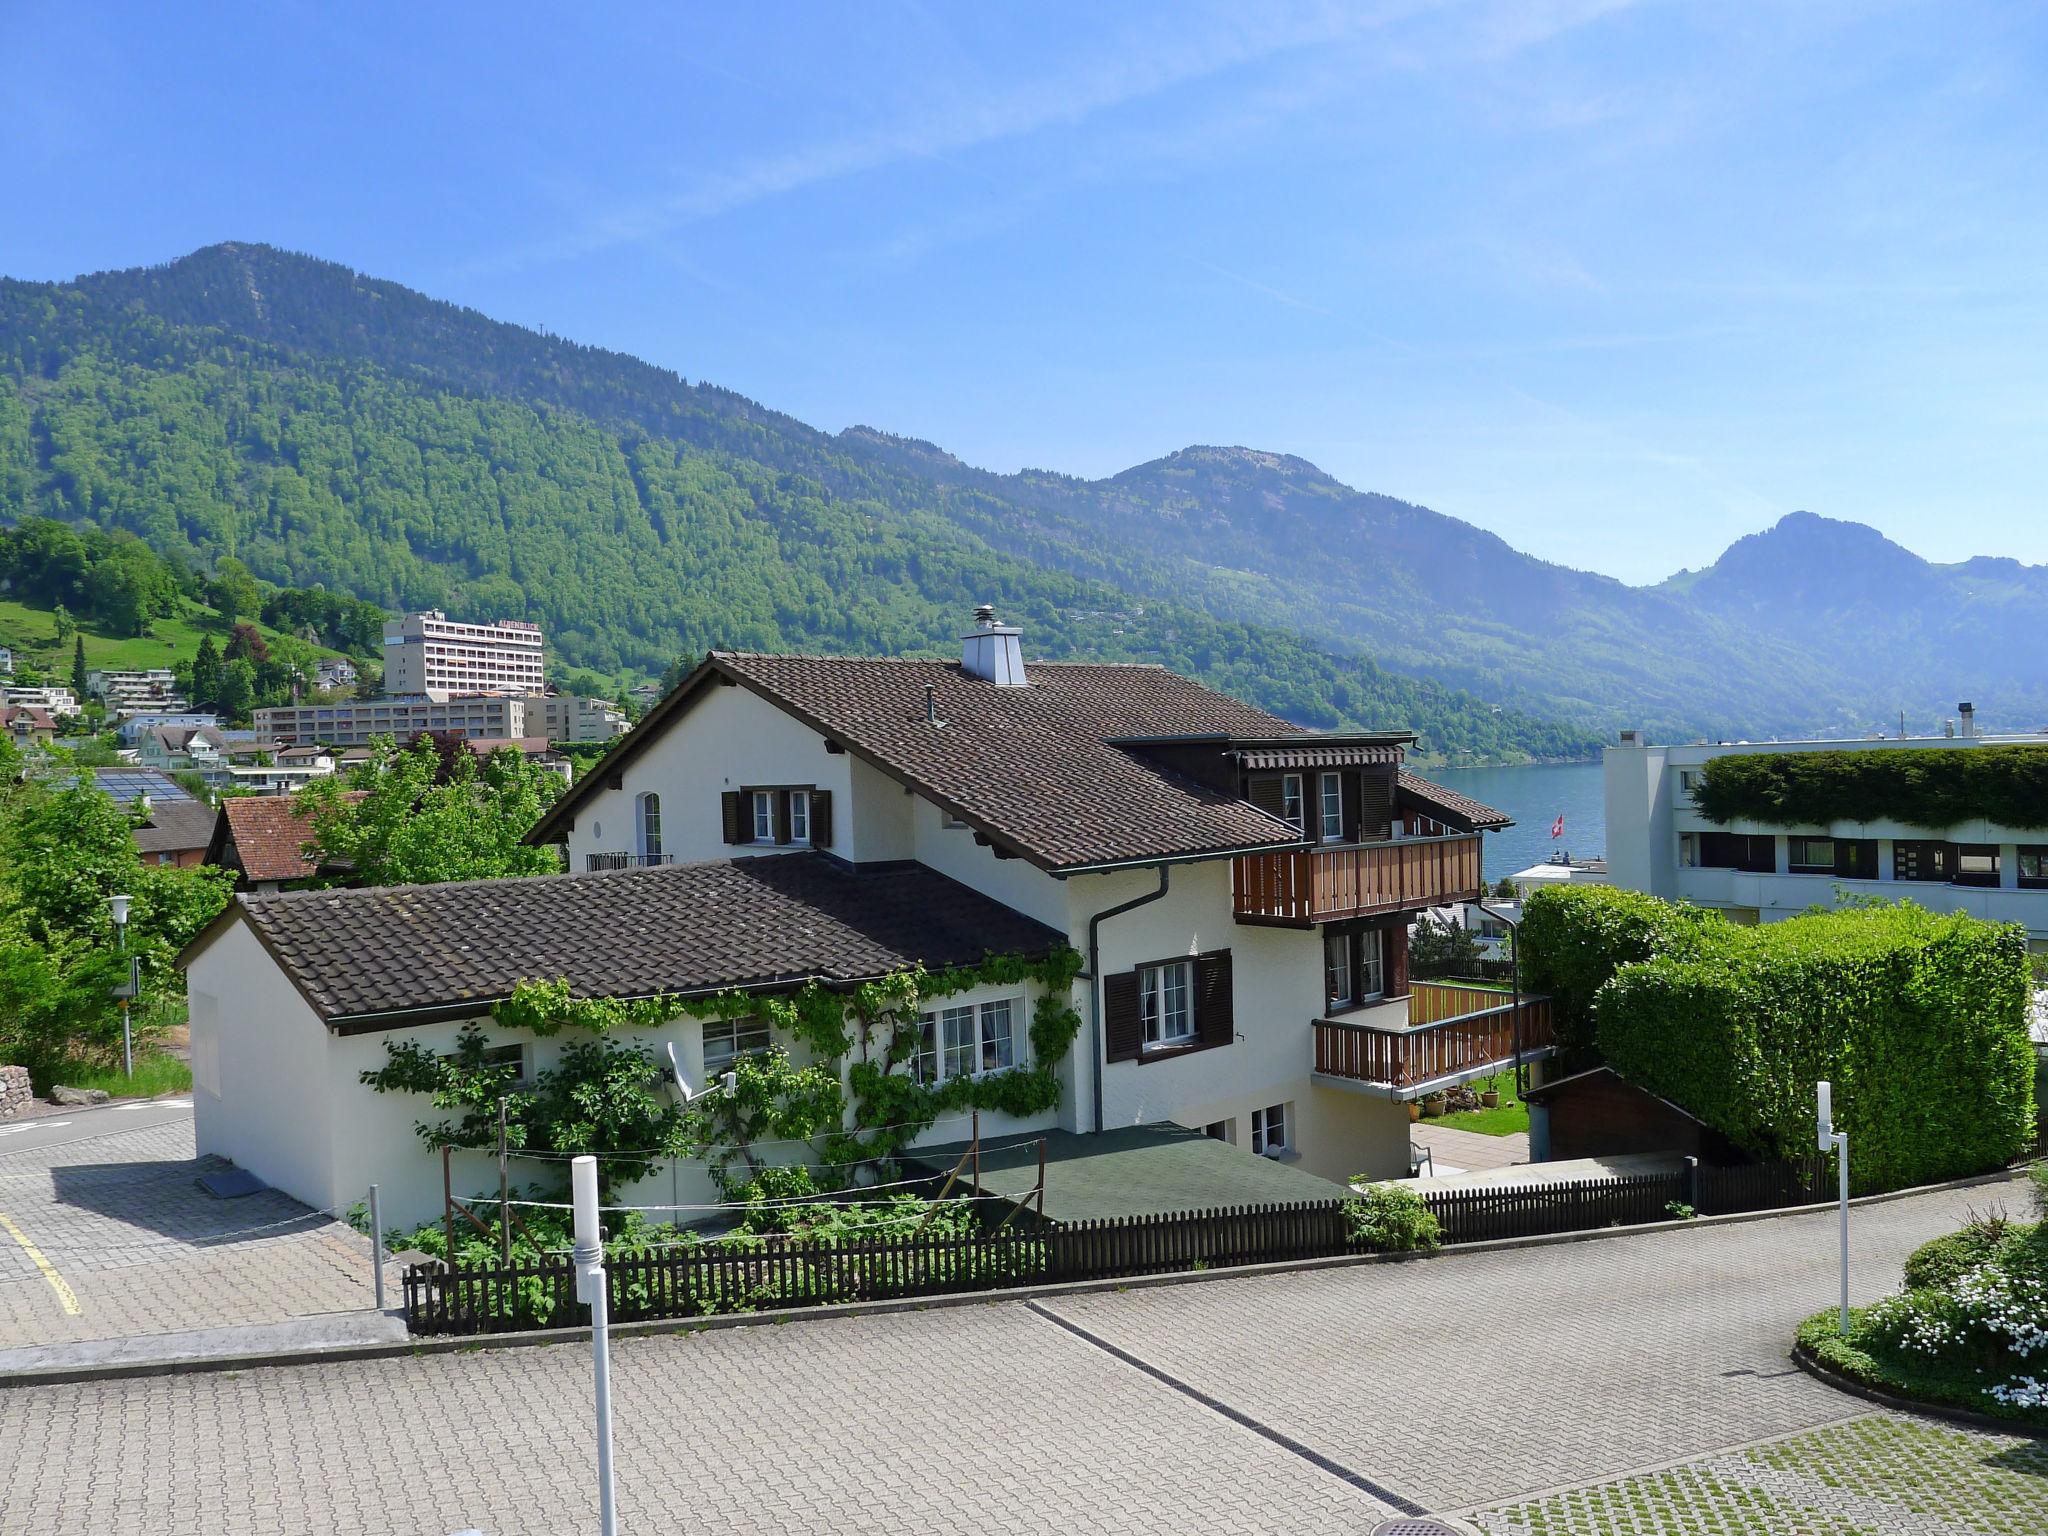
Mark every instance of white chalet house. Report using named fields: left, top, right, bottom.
left=183, top=610, right=1531, bottom=1230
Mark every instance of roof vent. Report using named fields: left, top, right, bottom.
left=1958, top=701, right=1975, bottom=738
left=961, top=604, right=1026, bottom=686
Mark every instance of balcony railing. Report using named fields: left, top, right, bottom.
left=1313, top=983, right=1555, bottom=1096
left=1233, top=832, right=1484, bottom=925
left=584, top=852, right=676, bottom=872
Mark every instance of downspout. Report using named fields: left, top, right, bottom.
left=1084, top=864, right=1170, bottom=1134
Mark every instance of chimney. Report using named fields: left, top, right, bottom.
left=960, top=603, right=1026, bottom=686
left=1957, top=702, right=1975, bottom=738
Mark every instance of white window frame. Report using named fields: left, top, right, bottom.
left=1141, top=961, right=1195, bottom=1050
left=1319, top=772, right=1344, bottom=843
left=978, top=998, right=1015, bottom=1073
left=639, top=792, right=662, bottom=858
left=702, top=1015, right=771, bottom=1071
left=750, top=790, right=775, bottom=842
left=1324, top=931, right=1352, bottom=1011
left=1281, top=773, right=1304, bottom=832
left=1251, top=1102, right=1289, bottom=1156
left=918, top=998, right=1024, bottom=1082
left=787, top=790, right=810, bottom=845
left=939, top=1005, right=977, bottom=1079
left=1357, top=928, right=1384, bottom=1000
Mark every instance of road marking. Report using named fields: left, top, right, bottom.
left=0, top=1121, right=70, bottom=1137
left=0, top=1209, right=82, bottom=1316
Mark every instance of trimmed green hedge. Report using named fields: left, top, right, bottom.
left=1593, top=903, right=2035, bottom=1191
left=1693, top=745, right=2048, bottom=830
left=1518, top=884, right=1722, bottom=1052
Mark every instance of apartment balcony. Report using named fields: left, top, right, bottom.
left=584, top=852, right=676, bottom=872
left=1312, top=981, right=1557, bottom=1100
left=1232, top=832, right=1484, bottom=926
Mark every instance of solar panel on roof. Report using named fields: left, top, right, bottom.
left=89, top=770, right=194, bottom=805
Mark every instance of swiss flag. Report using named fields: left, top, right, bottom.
left=1550, top=814, right=1565, bottom=839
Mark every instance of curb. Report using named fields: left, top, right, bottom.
left=1790, top=1342, right=2048, bottom=1442
left=2, top=1163, right=2029, bottom=1390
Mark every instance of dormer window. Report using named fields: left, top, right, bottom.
left=723, top=787, right=832, bottom=849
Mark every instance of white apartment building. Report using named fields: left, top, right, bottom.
left=255, top=694, right=527, bottom=748
left=3, top=684, right=82, bottom=718
left=383, top=610, right=544, bottom=699
left=88, top=667, right=179, bottom=703
left=524, top=692, right=629, bottom=742
left=1606, top=719, right=2048, bottom=943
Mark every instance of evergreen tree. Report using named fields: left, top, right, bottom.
left=190, top=635, right=223, bottom=711
left=70, top=635, right=87, bottom=699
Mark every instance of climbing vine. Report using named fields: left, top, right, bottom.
left=362, top=948, right=1085, bottom=1207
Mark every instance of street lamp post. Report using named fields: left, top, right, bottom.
left=1818, top=1080, right=1850, bottom=1336
left=109, top=894, right=134, bottom=1080
left=570, top=1154, right=616, bottom=1536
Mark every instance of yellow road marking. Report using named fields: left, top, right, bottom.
left=0, top=1209, right=81, bottom=1316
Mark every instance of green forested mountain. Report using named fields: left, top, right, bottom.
left=0, top=244, right=1595, bottom=764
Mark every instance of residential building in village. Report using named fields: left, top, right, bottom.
left=382, top=610, right=545, bottom=698
left=523, top=690, right=630, bottom=742
left=255, top=693, right=528, bottom=747
left=3, top=683, right=82, bottom=718
left=2, top=703, right=58, bottom=747
left=184, top=609, right=1533, bottom=1230
left=1606, top=715, right=2048, bottom=943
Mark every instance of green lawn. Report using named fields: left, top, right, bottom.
left=0, top=595, right=344, bottom=683
left=1422, top=1071, right=1531, bottom=1136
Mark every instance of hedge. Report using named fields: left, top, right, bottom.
left=1593, top=903, right=2036, bottom=1192
left=1692, top=745, right=2048, bottom=830
left=1518, top=884, right=1722, bottom=1052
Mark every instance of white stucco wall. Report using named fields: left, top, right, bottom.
left=1064, top=860, right=1410, bottom=1183
left=188, top=920, right=337, bottom=1215
left=563, top=683, right=856, bottom=869
left=909, top=794, right=1068, bottom=929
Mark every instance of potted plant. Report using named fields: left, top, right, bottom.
left=1407, top=1100, right=1421, bottom=1123
left=1420, top=1092, right=1447, bottom=1119
left=1478, top=1075, right=1501, bottom=1110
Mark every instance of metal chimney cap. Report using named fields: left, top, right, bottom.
left=973, top=603, right=996, bottom=625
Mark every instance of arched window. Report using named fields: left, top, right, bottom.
left=639, top=792, right=662, bottom=859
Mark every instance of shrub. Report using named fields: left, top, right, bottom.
left=1903, top=1218, right=2011, bottom=1292
left=1694, top=745, right=2048, bottom=831
left=1518, top=884, right=1720, bottom=1051
left=1594, top=902, right=2035, bottom=1191
left=1344, top=1185, right=1441, bottom=1253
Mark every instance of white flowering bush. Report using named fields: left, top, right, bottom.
left=1852, top=1217, right=2048, bottom=1415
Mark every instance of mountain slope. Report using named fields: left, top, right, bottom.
left=0, top=244, right=1593, bottom=764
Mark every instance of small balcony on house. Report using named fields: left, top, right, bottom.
left=584, top=852, right=676, bottom=872
left=1312, top=980, right=1557, bottom=1100
left=1232, top=832, right=1485, bottom=926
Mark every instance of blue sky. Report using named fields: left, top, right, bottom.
left=5, top=0, right=2044, bottom=583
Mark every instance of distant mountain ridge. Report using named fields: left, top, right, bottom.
left=0, top=243, right=1593, bottom=765
left=0, top=241, right=2038, bottom=752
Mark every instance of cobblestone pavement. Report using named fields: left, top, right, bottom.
left=0, top=1112, right=374, bottom=1348
left=1036, top=1173, right=2028, bottom=1512
left=1471, top=1415, right=2048, bottom=1535
left=0, top=1153, right=2028, bottom=1534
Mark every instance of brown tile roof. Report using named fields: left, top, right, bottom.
left=130, top=798, right=220, bottom=856
left=208, top=793, right=361, bottom=885
left=534, top=653, right=1318, bottom=871
left=212, top=853, right=1066, bottom=1026
left=1397, top=770, right=1514, bottom=832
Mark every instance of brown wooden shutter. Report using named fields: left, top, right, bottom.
left=1103, top=971, right=1143, bottom=1063
left=1356, top=766, right=1394, bottom=842
left=1246, top=774, right=1286, bottom=822
left=1195, top=950, right=1234, bottom=1048
left=721, top=791, right=748, bottom=845
left=773, top=790, right=792, bottom=845
left=809, top=789, right=833, bottom=849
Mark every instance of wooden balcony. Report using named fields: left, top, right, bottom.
left=1232, top=832, right=1484, bottom=926
left=1313, top=982, right=1556, bottom=1098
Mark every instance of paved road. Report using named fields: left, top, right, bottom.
left=0, top=1103, right=374, bottom=1350
left=0, top=1168, right=2027, bottom=1535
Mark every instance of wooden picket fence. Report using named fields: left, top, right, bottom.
left=402, top=1155, right=1848, bottom=1335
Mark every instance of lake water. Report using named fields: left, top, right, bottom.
left=1429, top=760, right=1605, bottom=883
